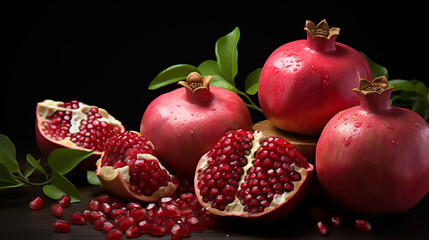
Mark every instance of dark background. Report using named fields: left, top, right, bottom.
left=3, top=2, right=428, bottom=151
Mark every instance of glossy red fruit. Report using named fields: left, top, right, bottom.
left=105, top=229, right=123, bottom=240
left=316, top=77, right=429, bottom=215
left=54, top=220, right=70, bottom=233
left=195, top=129, right=313, bottom=220
left=58, top=195, right=71, bottom=208
left=29, top=196, right=45, bottom=210
left=70, top=211, right=86, bottom=225
left=258, top=20, right=372, bottom=135
left=96, top=131, right=177, bottom=202
left=51, top=204, right=64, bottom=217
left=36, top=100, right=124, bottom=169
left=141, top=72, right=252, bottom=177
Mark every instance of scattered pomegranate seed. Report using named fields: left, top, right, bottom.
left=315, top=221, right=329, bottom=236
left=57, top=195, right=71, bottom=208
left=330, top=214, right=343, bottom=228
left=29, top=196, right=45, bottom=210
left=355, top=219, right=372, bottom=232
left=94, top=217, right=108, bottom=231
left=70, top=211, right=86, bottom=225
left=105, top=229, right=123, bottom=240
left=54, top=219, right=70, bottom=233
left=101, top=221, right=116, bottom=233
left=51, top=204, right=64, bottom=217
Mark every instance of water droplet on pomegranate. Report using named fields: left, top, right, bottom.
left=322, top=79, right=330, bottom=86
left=211, top=107, right=216, bottom=111
left=343, top=137, right=352, bottom=146
left=189, top=129, right=194, bottom=134
left=174, top=117, right=177, bottom=120
left=386, top=122, right=395, bottom=129
left=391, top=139, right=399, bottom=146
left=273, top=67, right=280, bottom=73
left=176, top=104, right=181, bottom=108
left=354, top=123, right=361, bottom=128
left=293, top=68, right=298, bottom=72
left=190, top=113, right=194, bottom=117
left=366, top=122, right=372, bottom=128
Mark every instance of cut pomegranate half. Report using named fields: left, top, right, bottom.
left=96, top=131, right=178, bottom=202
left=35, top=100, right=125, bottom=169
left=194, top=129, right=314, bottom=220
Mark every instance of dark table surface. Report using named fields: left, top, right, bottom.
left=1, top=128, right=428, bottom=240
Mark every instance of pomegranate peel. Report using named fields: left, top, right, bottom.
left=96, top=131, right=178, bottom=202
left=36, top=99, right=125, bottom=169
left=194, top=129, right=314, bottom=220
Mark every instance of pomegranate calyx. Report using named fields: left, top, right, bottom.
left=304, top=19, right=340, bottom=39
left=178, top=72, right=213, bottom=105
left=353, top=76, right=392, bottom=95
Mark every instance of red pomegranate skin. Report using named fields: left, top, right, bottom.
left=258, top=20, right=372, bottom=135
left=141, top=73, right=252, bottom=178
left=316, top=77, right=429, bottom=215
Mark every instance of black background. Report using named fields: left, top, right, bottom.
left=3, top=2, right=428, bottom=151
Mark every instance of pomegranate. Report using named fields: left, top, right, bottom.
left=258, top=19, right=372, bottom=135
left=316, top=77, right=429, bottom=215
left=36, top=100, right=125, bottom=169
left=194, top=129, right=314, bottom=220
left=96, top=131, right=178, bottom=202
left=141, top=72, right=253, bottom=178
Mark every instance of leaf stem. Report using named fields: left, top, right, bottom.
left=237, top=91, right=262, bottom=113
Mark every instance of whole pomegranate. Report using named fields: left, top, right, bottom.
left=96, top=131, right=178, bottom=202
left=316, top=77, right=429, bottom=215
left=141, top=72, right=253, bottom=178
left=36, top=100, right=124, bottom=169
left=194, top=129, right=314, bottom=220
left=258, top=20, right=372, bottom=135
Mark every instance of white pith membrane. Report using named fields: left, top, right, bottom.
left=37, top=99, right=122, bottom=148
left=97, top=153, right=176, bottom=200
left=196, top=131, right=310, bottom=217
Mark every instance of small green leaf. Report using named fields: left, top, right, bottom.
left=361, top=52, right=388, bottom=79
left=197, top=60, right=222, bottom=76
left=0, top=134, right=19, bottom=173
left=45, top=172, right=80, bottom=202
left=215, top=27, right=240, bottom=84
left=87, top=170, right=101, bottom=186
left=48, top=148, right=93, bottom=175
left=389, top=79, right=416, bottom=91
left=210, top=75, right=239, bottom=93
left=0, top=181, right=24, bottom=190
left=149, top=64, right=199, bottom=90
left=25, top=153, right=47, bottom=176
left=245, top=68, right=262, bottom=95
left=0, top=163, right=19, bottom=184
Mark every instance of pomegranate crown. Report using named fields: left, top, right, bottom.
left=353, top=76, right=393, bottom=95
left=178, top=72, right=212, bottom=92
left=304, top=19, right=340, bottom=39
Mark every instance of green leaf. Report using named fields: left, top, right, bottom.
left=25, top=153, right=47, bottom=176
left=0, top=181, right=24, bottom=190
left=87, top=170, right=101, bottom=186
left=48, top=148, right=93, bottom=175
left=389, top=79, right=416, bottom=91
left=361, top=52, right=388, bottom=79
left=210, top=75, right=239, bottom=93
left=197, top=60, right=222, bottom=76
left=0, top=163, right=19, bottom=184
left=215, top=27, right=240, bottom=83
left=0, top=134, right=19, bottom=173
left=244, top=68, right=262, bottom=95
left=148, top=64, right=199, bottom=90
left=44, top=172, right=80, bottom=202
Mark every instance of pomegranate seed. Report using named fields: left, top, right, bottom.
left=315, top=221, right=329, bottom=236
left=54, top=219, right=70, bottom=233
left=51, top=204, right=64, bottom=217
left=116, top=216, right=135, bottom=232
left=139, top=220, right=151, bottom=234
left=126, top=202, right=141, bottom=209
left=149, top=224, right=165, bottom=236
left=29, top=196, right=45, bottom=210
left=170, top=223, right=183, bottom=240
left=110, top=207, right=126, bottom=220
left=101, top=202, right=112, bottom=215
left=105, top=229, right=123, bottom=240
left=128, top=207, right=148, bottom=221
left=57, top=195, right=71, bottom=207
left=355, top=219, right=372, bottom=232
left=186, top=216, right=205, bottom=231
left=70, top=211, right=86, bottom=225
left=125, top=224, right=141, bottom=238
left=102, top=221, right=116, bottom=233
left=330, top=214, right=343, bottom=228
left=94, top=217, right=107, bottom=231
left=89, top=210, right=105, bottom=223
